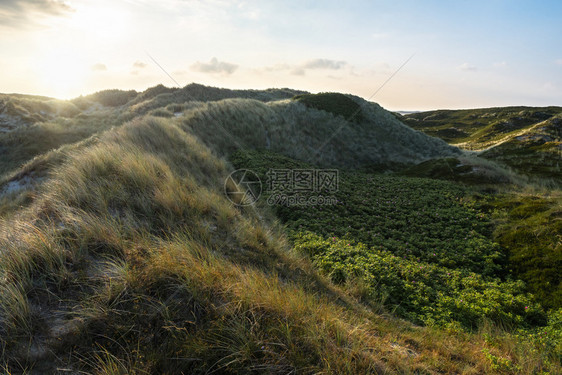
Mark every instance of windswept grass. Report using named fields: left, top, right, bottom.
left=0, top=108, right=123, bottom=179
left=74, top=89, right=139, bottom=108
left=0, top=114, right=542, bottom=374
left=2, top=84, right=457, bottom=178
left=0, top=86, right=559, bottom=373
left=180, top=96, right=457, bottom=168
left=398, top=155, right=529, bottom=186
left=1, top=95, right=81, bottom=124
left=124, top=83, right=304, bottom=118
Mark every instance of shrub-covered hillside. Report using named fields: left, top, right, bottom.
left=232, top=150, right=561, bottom=365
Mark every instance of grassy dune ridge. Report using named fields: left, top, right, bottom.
left=1, top=85, right=456, bottom=182
left=0, top=85, right=559, bottom=373
left=0, top=116, right=489, bottom=373
left=180, top=95, right=458, bottom=168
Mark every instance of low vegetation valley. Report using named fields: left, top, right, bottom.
left=0, top=84, right=560, bottom=374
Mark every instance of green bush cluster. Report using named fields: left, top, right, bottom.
left=292, top=92, right=365, bottom=123
left=233, top=151, right=506, bottom=277
left=233, top=150, right=560, bottom=362
left=293, top=232, right=544, bottom=329
left=275, top=172, right=505, bottom=277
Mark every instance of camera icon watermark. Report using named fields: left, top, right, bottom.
left=225, top=168, right=339, bottom=207
left=224, top=169, right=262, bottom=206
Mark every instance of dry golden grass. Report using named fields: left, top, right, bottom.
left=0, top=112, right=557, bottom=374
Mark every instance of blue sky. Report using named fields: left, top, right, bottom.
left=1, top=0, right=561, bottom=110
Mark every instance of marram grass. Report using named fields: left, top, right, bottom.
left=0, top=87, right=559, bottom=373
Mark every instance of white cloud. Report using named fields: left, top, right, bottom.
left=458, top=63, right=477, bottom=72
left=133, top=61, right=147, bottom=69
left=91, top=63, right=107, bottom=72
left=303, top=58, right=346, bottom=70
left=190, top=57, right=238, bottom=75
left=555, top=59, right=562, bottom=66
left=0, top=0, right=74, bottom=29
left=290, top=67, right=305, bottom=76
left=236, top=0, right=260, bottom=18
left=241, top=8, right=260, bottom=20
left=261, top=58, right=349, bottom=76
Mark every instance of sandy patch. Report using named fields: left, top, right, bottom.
left=0, top=174, right=43, bottom=199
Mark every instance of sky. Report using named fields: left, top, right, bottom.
left=0, top=0, right=561, bottom=111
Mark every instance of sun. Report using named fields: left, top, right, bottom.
left=29, top=2, right=131, bottom=99
left=35, top=47, right=88, bottom=99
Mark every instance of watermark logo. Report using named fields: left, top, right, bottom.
left=225, top=168, right=339, bottom=207
left=224, top=169, right=262, bottom=206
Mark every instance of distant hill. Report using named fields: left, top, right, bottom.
left=400, top=106, right=562, bottom=183
left=401, top=106, right=562, bottom=148
left=481, top=114, right=562, bottom=181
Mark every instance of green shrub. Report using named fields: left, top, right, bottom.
left=293, top=92, right=365, bottom=123
left=234, top=152, right=505, bottom=277
left=293, top=232, right=544, bottom=330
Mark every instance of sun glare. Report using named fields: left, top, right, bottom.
left=28, top=3, right=132, bottom=98
left=69, top=4, right=130, bottom=40
left=35, top=48, right=87, bottom=99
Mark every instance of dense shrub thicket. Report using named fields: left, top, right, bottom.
left=233, top=150, right=560, bottom=361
